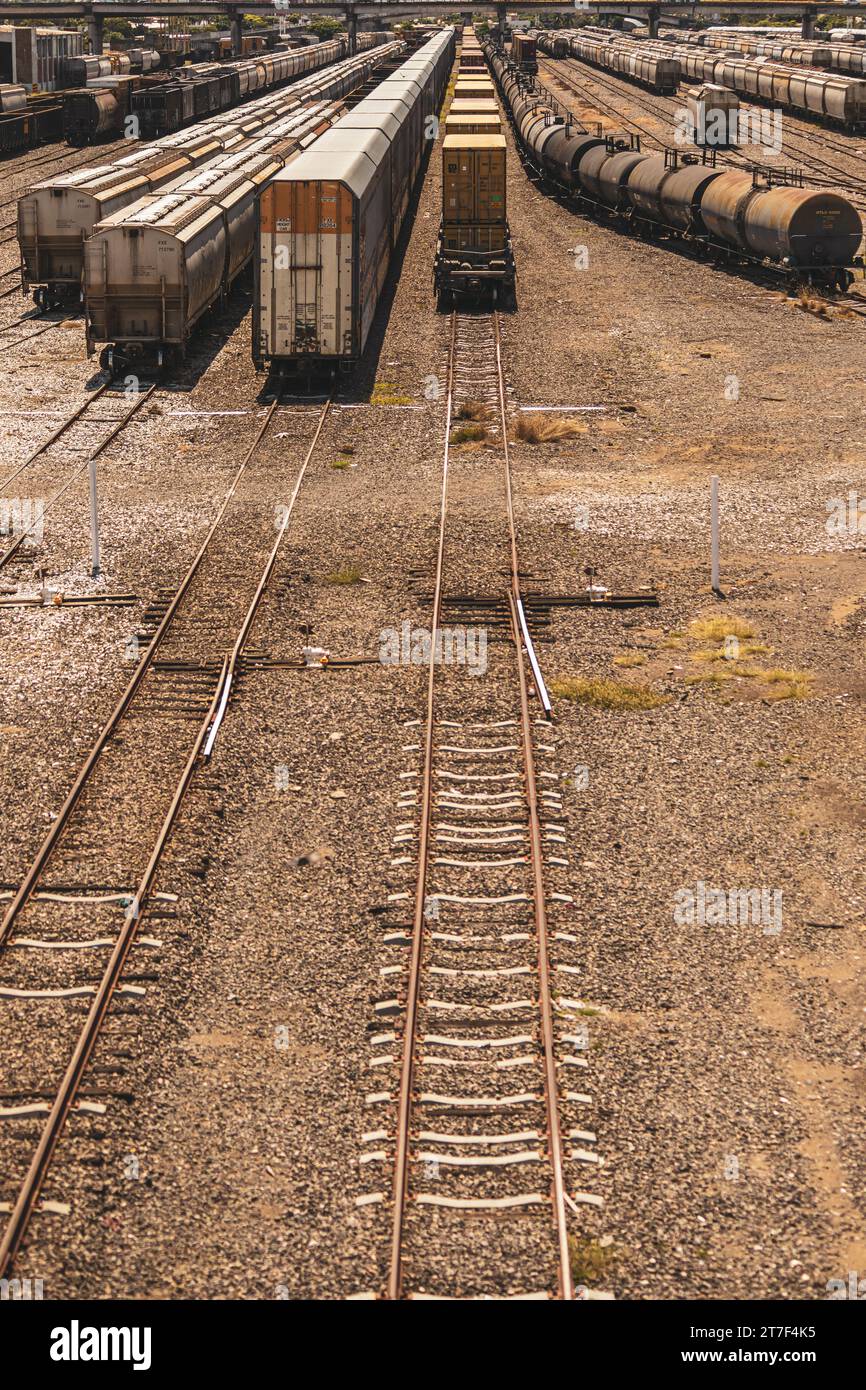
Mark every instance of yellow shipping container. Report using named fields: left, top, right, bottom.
left=449, top=97, right=499, bottom=116
left=445, top=113, right=501, bottom=136
left=442, top=134, right=507, bottom=226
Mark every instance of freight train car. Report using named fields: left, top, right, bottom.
left=0, top=87, right=62, bottom=152
left=490, top=43, right=861, bottom=288
left=62, top=34, right=396, bottom=146
left=675, top=28, right=866, bottom=78
left=435, top=30, right=514, bottom=304
left=669, top=42, right=866, bottom=128
left=20, top=43, right=401, bottom=305
left=85, top=102, right=342, bottom=373
left=512, top=33, right=537, bottom=74
left=255, top=29, right=455, bottom=369
left=129, top=35, right=347, bottom=140
left=542, top=31, right=680, bottom=94
left=62, top=75, right=142, bottom=144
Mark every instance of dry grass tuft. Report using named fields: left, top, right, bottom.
left=746, top=667, right=813, bottom=700
left=330, top=457, right=352, bottom=470
left=514, top=413, right=586, bottom=444
left=612, top=652, right=646, bottom=668
left=550, top=676, right=668, bottom=711
left=685, top=669, right=734, bottom=687
left=371, top=380, right=411, bottom=406
left=792, top=288, right=834, bottom=319
left=689, top=616, right=755, bottom=644
left=455, top=398, right=490, bottom=422
left=452, top=422, right=488, bottom=445
left=693, top=641, right=770, bottom=663
left=569, top=1235, right=615, bottom=1288
left=323, top=563, right=362, bottom=586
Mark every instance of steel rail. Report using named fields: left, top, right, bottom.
left=387, top=312, right=456, bottom=1302
left=0, top=394, right=283, bottom=949
left=506, top=591, right=572, bottom=1300
left=386, top=312, right=571, bottom=1300
left=0, top=381, right=111, bottom=495
left=0, top=660, right=228, bottom=1278
left=0, top=385, right=330, bottom=1275
left=493, top=309, right=571, bottom=1299
left=202, top=394, right=333, bottom=759
left=0, top=382, right=158, bottom=570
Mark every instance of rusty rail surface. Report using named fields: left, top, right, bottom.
left=386, top=311, right=573, bottom=1301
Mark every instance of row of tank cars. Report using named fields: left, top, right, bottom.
left=488, top=43, right=862, bottom=290
left=62, top=33, right=394, bottom=145
left=18, top=42, right=401, bottom=332
left=539, top=27, right=866, bottom=127
left=255, top=29, right=455, bottom=369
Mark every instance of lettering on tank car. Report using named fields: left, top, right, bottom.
left=276, top=218, right=291, bottom=231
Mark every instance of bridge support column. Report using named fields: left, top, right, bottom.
left=496, top=5, right=507, bottom=41
left=647, top=6, right=660, bottom=40
left=87, top=13, right=104, bottom=56
left=228, top=9, right=243, bottom=58
left=346, top=10, right=357, bottom=56
left=801, top=8, right=816, bottom=39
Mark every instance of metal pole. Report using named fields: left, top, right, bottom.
left=89, top=456, right=101, bottom=579
left=710, top=474, right=720, bottom=596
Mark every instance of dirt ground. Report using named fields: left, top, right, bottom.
left=0, top=44, right=864, bottom=1301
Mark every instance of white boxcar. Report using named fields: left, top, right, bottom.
left=254, top=29, right=454, bottom=367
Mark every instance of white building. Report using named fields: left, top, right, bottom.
left=0, top=25, right=84, bottom=91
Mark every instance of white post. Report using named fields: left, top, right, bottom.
left=89, top=456, right=101, bottom=579
left=710, top=474, right=720, bottom=595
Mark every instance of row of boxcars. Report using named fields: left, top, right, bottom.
left=61, top=34, right=394, bottom=146
left=255, top=29, right=455, bottom=369
left=18, top=43, right=400, bottom=314
left=670, top=28, right=866, bottom=77
left=488, top=44, right=862, bottom=289
left=537, top=29, right=866, bottom=128
left=84, top=100, right=345, bottom=372
left=511, top=33, right=538, bottom=75
left=434, top=26, right=514, bottom=304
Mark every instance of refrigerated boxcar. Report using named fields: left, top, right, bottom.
left=254, top=30, right=454, bottom=368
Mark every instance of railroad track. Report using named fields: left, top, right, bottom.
left=358, top=312, right=599, bottom=1301
left=0, top=379, right=158, bottom=574
left=0, top=389, right=332, bottom=1278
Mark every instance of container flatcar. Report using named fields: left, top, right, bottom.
left=255, top=29, right=455, bottom=368
left=512, top=33, right=538, bottom=75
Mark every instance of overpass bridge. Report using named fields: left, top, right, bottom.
left=0, top=1, right=857, bottom=53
